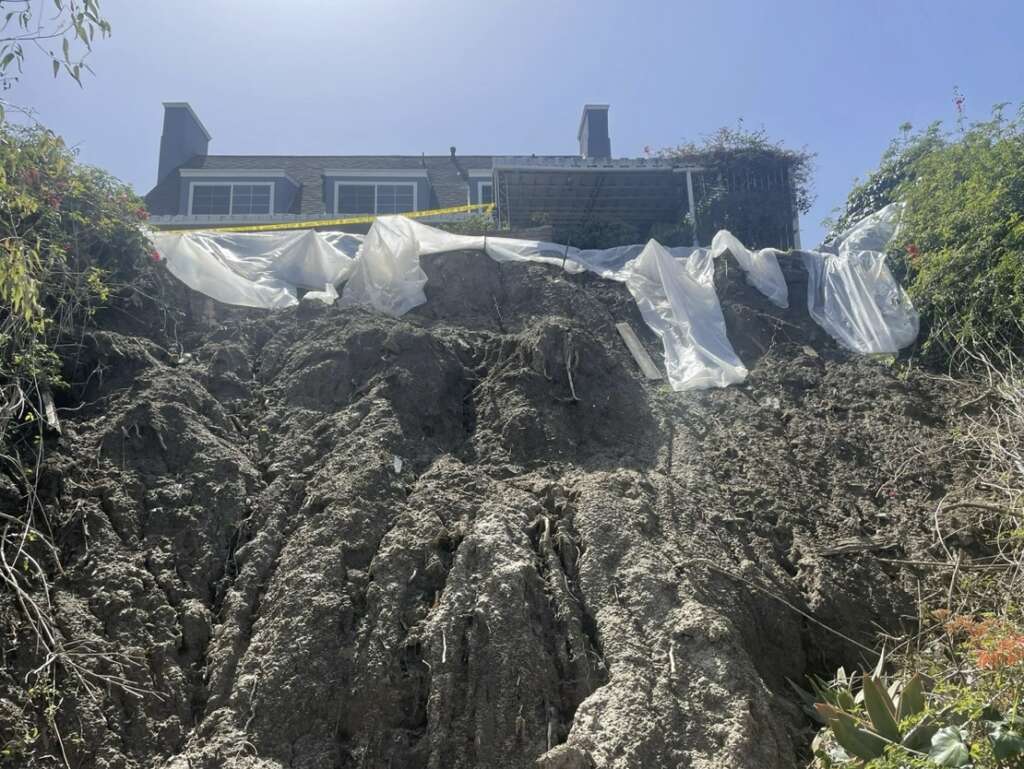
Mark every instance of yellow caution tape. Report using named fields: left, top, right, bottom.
left=155, top=202, right=496, bottom=234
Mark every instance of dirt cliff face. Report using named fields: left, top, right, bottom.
left=0, top=250, right=965, bottom=768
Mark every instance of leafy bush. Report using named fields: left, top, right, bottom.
left=659, top=124, right=814, bottom=248
left=0, top=122, right=152, bottom=410
left=896, top=109, right=1024, bottom=359
left=827, top=106, right=1024, bottom=361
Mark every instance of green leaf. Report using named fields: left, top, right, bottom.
left=872, top=645, right=887, bottom=679
left=901, top=718, right=937, bottom=752
left=862, top=675, right=901, bottom=743
left=897, top=673, right=926, bottom=720
left=62, top=37, right=69, bottom=62
left=815, top=704, right=887, bottom=761
left=929, top=726, right=971, bottom=767
left=989, top=722, right=1024, bottom=760
left=52, top=58, right=60, bottom=78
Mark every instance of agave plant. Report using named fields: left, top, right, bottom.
left=812, top=673, right=934, bottom=761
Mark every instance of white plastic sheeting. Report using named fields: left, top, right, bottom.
left=625, top=241, right=748, bottom=389
left=151, top=218, right=774, bottom=390
left=804, top=202, right=919, bottom=353
left=825, top=202, right=905, bottom=256
left=709, top=230, right=789, bottom=309
left=149, top=206, right=917, bottom=391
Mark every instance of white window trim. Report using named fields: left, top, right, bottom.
left=334, top=181, right=417, bottom=215
left=468, top=169, right=493, bottom=178
left=324, top=169, right=428, bottom=178
left=476, top=180, right=493, bottom=205
left=180, top=168, right=297, bottom=185
left=187, top=181, right=275, bottom=216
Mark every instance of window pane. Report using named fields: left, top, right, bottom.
left=376, top=184, right=413, bottom=214
left=191, top=185, right=231, bottom=215
left=232, top=184, right=271, bottom=215
left=337, top=184, right=375, bottom=214
left=479, top=183, right=493, bottom=205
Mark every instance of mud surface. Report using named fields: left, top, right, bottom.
left=1, top=250, right=968, bottom=768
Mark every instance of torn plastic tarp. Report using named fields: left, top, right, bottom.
left=804, top=202, right=919, bottom=353
left=152, top=231, right=299, bottom=309
left=825, top=202, right=905, bottom=256
left=624, top=240, right=747, bottom=389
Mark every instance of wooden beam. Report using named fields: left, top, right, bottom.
left=615, top=322, right=663, bottom=380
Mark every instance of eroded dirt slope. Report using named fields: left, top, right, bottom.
left=1, top=251, right=966, bottom=769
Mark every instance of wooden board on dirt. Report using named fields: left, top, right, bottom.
left=615, top=322, right=663, bottom=380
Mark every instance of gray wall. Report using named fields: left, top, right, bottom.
left=158, top=106, right=210, bottom=184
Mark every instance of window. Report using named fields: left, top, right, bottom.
left=335, top=181, right=416, bottom=214
left=189, top=182, right=273, bottom=215
left=190, top=184, right=231, bottom=215
left=231, top=184, right=272, bottom=215
left=336, top=184, right=375, bottom=214
left=376, top=184, right=415, bottom=214
left=478, top=182, right=494, bottom=205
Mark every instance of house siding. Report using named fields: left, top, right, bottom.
left=146, top=156, right=503, bottom=218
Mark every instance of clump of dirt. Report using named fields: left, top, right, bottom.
left=0, top=249, right=969, bottom=769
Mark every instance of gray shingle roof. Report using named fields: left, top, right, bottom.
left=144, top=154, right=500, bottom=217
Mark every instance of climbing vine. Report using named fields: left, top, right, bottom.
left=659, top=124, right=815, bottom=249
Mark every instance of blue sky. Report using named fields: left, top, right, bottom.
left=8, top=0, right=1023, bottom=245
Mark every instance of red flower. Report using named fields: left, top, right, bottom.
left=135, top=207, right=149, bottom=221
left=149, top=249, right=162, bottom=263
left=906, top=243, right=920, bottom=259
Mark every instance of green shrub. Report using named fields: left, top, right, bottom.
left=896, top=109, right=1024, bottom=359
left=0, top=122, right=153, bottom=438
left=827, top=106, right=1024, bottom=362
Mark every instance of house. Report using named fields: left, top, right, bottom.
left=145, top=103, right=801, bottom=248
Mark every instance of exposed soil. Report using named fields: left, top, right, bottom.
left=0, top=249, right=970, bottom=768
